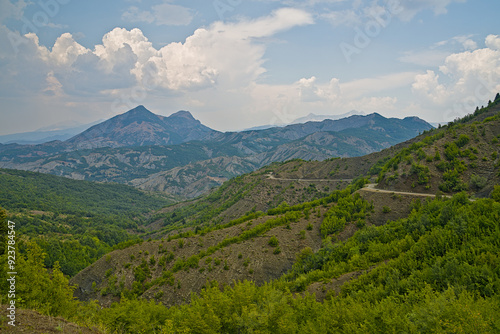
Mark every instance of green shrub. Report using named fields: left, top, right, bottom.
left=410, top=164, right=431, bottom=185
left=455, top=134, right=470, bottom=148
left=268, top=235, right=279, bottom=247
left=469, top=174, right=487, bottom=190
left=439, top=169, right=468, bottom=192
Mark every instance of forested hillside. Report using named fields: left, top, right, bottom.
left=2, top=183, right=500, bottom=333
left=0, top=169, right=171, bottom=276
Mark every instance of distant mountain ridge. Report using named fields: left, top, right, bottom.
left=0, top=106, right=433, bottom=199
left=0, top=120, right=103, bottom=145
left=243, top=110, right=367, bottom=131
left=66, top=106, right=218, bottom=149
left=291, top=110, right=366, bottom=124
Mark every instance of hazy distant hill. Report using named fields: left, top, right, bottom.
left=291, top=110, right=366, bottom=124
left=0, top=120, right=102, bottom=145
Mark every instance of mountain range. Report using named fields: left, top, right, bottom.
left=0, top=106, right=433, bottom=199
left=0, top=119, right=103, bottom=145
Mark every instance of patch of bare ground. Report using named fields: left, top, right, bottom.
left=0, top=307, right=103, bottom=334
left=357, top=188, right=421, bottom=226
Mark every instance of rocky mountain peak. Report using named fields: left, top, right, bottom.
left=168, top=110, right=196, bottom=120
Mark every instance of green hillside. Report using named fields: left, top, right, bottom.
left=0, top=169, right=172, bottom=276
left=0, top=168, right=172, bottom=216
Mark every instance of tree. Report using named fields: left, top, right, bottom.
left=491, top=185, right=500, bottom=202
left=495, top=93, right=500, bottom=102
left=6, top=242, right=77, bottom=317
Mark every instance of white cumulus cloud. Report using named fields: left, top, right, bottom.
left=0, top=7, right=314, bottom=102
left=485, top=34, right=500, bottom=51
left=412, top=35, right=500, bottom=120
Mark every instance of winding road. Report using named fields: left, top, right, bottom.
left=266, top=173, right=353, bottom=183
left=266, top=173, right=452, bottom=199
left=361, top=183, right=452, bottom=198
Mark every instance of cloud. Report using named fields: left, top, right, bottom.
left=0, top=7, right=313, bottom=103
left=400, top=35, right=479, bottom=67
left=241, top=71, right=412, bottom=126
left=145, top=7, right=313, bottom=90
left=50, top=33, right=90, bottom=66
left=122, top=2, right=193, bottom=26
left=434, top=34, right=478, bottom=51
left=412, top=70, right=449, bottom=104
left=321, top=10, right=361, bottom=27
left=121, top=6, right=155, bottom=24
left=412, top=35, right=500, bottom=120
left=0, top=0, right=28, bottom=23
left=319, top=0, right=465, bottom=27
left=389, top=0, right=466, bottom=21
left=399, top=49, right=451, bottom=67
left=486, top=34, right=500, bottom=51
left=341, top=72, right=418, bottom=98
left=152, top=3, right=193, bottom=26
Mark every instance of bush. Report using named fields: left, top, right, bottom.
left=382, top=206, right=391, bottom=213
left=444, top=143, right=460, bottom=161
left=439, top=169, right=468, bottom=193
left=268, top=236, right=279, bottom=247
left=469, top=174, right=487, bottom=190
left=455, top=134, right=470, bottom=148
left=410, top=164, right=431, bottom=185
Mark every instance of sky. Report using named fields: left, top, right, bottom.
left=0, top=0, right=499, bottom=135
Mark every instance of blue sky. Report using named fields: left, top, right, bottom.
left=0, top=0, right=499, bottom=134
